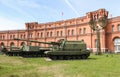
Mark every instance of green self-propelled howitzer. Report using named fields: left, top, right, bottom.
left=42, top=39, right=90, bottom=60
left=4, top=38, right=50, bottom=57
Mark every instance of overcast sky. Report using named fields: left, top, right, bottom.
left=0, top=0, right=120, bottom=30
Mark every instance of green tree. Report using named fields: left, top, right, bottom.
left=89, top=14, right=108, bottom=55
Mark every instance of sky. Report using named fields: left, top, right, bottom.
left=0, top=0, right=120, bottom=30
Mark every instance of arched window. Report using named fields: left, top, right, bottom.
left=24, top=34, right=26, bottom=39
left=30, top=33, right=33, bottom=38
left=112, top=25, right=114, bottom=32
left=60, top=31, right=63, bottom=36
left=3, top=35, right=5, bottom=39
left=114, top=38, right=120, bottom=53
left=118, top=24, right=120, bottom=31
left=79, top=28, right=82, bottom=35
left=41, top=32, right=43, bottom=38
left=37, top=33, right=40, bottom=38
left=21, top=35, right=23, bottom=39
left=10, top=35, right=12, bottom=39
left=83, top=28, right=86, bottom=34
left=71, top=29, right=74, bottom=35
left=10, top=42, right=15, bottom=49
left=0, top=36, right=1, bottom=39
left=47, top=32, right=49, bottom=37
left=12, top=35, right=14, bottom=38
left=21, top=42, right=25, bottom=46
left=57, top=31, right=59, bottom=36
left=68, top=30, right=70, bottom=36
left=50, top=32, right=53, bottom=37
left=0, top=42, right=5, bottom=48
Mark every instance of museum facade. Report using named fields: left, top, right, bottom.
left=0, top=9, right=120, bottom=53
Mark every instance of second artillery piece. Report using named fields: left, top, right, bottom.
left=5, top=38, right=50, bottom=57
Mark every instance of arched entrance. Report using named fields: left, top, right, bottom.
left=0, top=42, right=5, bottom=48
left=0, top=42, right=5, bottom=50
left=10, top=42, right=15, bottom=51
left=10, top=42, right=15, bottom=47
left=114, top=38, right=120, bottom=53
left=21, top=42, right=26, bottom=46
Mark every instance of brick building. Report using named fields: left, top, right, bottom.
left=0, top=9, right=120, bottom=53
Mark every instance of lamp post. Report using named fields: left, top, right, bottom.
left=88, top=9, right=108, bottom=55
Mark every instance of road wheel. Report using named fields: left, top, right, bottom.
left=81, top=55, right=87, bottom=59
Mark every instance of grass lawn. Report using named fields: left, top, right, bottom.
left=0, top=54, right=120, bottom=77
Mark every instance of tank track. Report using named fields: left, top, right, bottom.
left=47, top=54, right=90, bottom=60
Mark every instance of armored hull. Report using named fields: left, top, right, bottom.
left=6, top=48, right=49, bottom=57
left=45, top=50, right=90, bottom=60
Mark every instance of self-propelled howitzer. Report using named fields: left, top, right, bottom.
left=5, top=38, right=50, bottom=57
left=43, top=39, right=90, bottom=60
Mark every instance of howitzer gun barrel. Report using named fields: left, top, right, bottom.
left=13, top=38, right=61, bottom=45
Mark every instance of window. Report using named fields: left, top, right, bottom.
left=41, top=32, right=43, bottom=38
left=118, top=24, right=120, bottom=31
left=24, top=34, right=26, bottom=38
left=10, top=42, right=15, bottom=47
left=3, top=35, right=5, bottom=39
left=0, top=36, right=2, bottom=39
left=13, top=35, right=15, bottom=39
left=1, top=42, right=5, bottom=48
left=71, top=29, right=74, bottom=35
left=83, top=28, right=86, bottom=34
left=112, top=25, right=114, bottom=32
left=49, top=25, right=51, bottom=27
left=21, top=35, right=23, bottom=39
left=60, top=31, right=63, bottom=36
left=28, top=25, right=34, bottom=30
left=79, top=28, right=82, bottom=34
left=57, top=31, right=59, bottom=36
left=114, top=38, right=120, bottom=53
left=21, top=42, right=25, bottom=46
left=37, top=33, right=40, bottom=38
left=10, top=35, right=12, bottom=39
left=50, top=32, right=52, bottom=37
left=68, top=30, right=70, bottom=36
left=47, top=32, right=49, bottom=37
left=29, top=33, right=33, bottom=38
